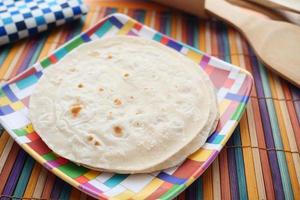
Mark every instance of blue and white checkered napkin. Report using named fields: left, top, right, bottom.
left=0, top=0, right=88, bottom=46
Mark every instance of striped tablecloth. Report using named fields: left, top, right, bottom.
left=0, top=0, right=299, bottom=199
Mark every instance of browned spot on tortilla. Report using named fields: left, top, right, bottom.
left=99, top=88, right=104, bottom=92
left=70, top=104, right=83, bottom=117
left=130, top=96, right=134, bottom=99
left=114, top=99, right=122, bottom=106
left=88, top=51, right=99, bottom=57
left=87, top=135, right=94, bottom=142
left=69, top=68, right=76, bottom=72
left=78, top=83, right=83, bottom=88
left=94, top=140, right=101, bottom=146
left=123, top=73, right=129, bottom=77
left=107, top=54, right=112, bottom=59
left=113, top=126, right=123, bottom=137
left=136, top=110, right=142, bottom=115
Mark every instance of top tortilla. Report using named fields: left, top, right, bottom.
left=29, top=36, right=217, bottom=173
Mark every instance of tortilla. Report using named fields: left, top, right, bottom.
left=29, top=36, right=218, bottom=173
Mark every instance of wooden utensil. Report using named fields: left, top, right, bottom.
left=153, top=0, right=300, bottom=87
left=205, top=0, right=300, bottom=87
left=227, top=0, right=289, bottom=21
left=247, top=0, right=300, bottom=14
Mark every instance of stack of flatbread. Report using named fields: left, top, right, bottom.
left=29, top=36, right=219, bottom=173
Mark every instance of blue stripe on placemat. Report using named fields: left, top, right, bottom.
left=233, top=127, right=248, bottom=200
left=12, top=156, right=35, bottom=198
left=258, top=62, right=294, bottom=200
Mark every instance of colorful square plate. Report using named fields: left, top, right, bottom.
left=0, top=14, right=253, bottom=199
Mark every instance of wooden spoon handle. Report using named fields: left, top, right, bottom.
left=247, top=0, right=300, bottom=14
left=153, top=0, right=207, bottom=18
left=205, top=0, right=255, bottom=28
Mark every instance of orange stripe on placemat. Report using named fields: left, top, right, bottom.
left=239, top=114, right=259, bottom=199
left=0, top=132, right=10, bottom=155
left=0, top=142, right=20, bottom=194
left=285, top=152, right=300, bottom=199
left=249, top=98, right=267, bottom=148
left=177, top=190, right=186, bottom=200
left=243, top=56, right=258, bottom=97
left=219, top=150, right=231, bottom=200
left=85, top=0, right=168, bottom=11
left=203, top=166, right=213, bottom=200
left=281, top=82, right=300, bottom=150
left=69, top=188, right=82, bottom=200
left=0, top=43, right=23, bottom=79
left=269, top=76, right=300, bottom=199
left=32, top=168, right=48, bottom=198
left=198, top=21, right=206, bottom=53
left=181, top=17, right=187, bottom=44
left=259, top=149, right=276, bottom=200
left=154, top=11, right=160, bottom=34
left=210, top=22, right=219, bottom=60
left=249, top=97, right=276, bottom=199
left=9, top=40, right=34, bottom=78
left=23, top=163, right=42, bottom=198
left=41, top=173, right=55, bottom=199
left=212, top=158, right=221, bottom=199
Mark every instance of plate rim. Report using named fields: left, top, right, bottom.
left=0, top=13, right=253, bottom=200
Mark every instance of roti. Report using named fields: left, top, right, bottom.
left=29, top=36, right=218, bottom=173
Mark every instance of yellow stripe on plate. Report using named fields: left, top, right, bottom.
left=132, top=178, right=164, bottom=199
left=0, top=96, right=11, bottom=106
left=186, top=50, right=203, bottom=63
left=10, top=101, right=24, bottom=111
left=189, top=149, right=214, bottom=162
left=113, top=189, right=135, bottom=199
left=218, top=99, right=231, bottom=116
left=118, top=20, right=135, bottom=35
left=84, top=170, right=101, bottom=180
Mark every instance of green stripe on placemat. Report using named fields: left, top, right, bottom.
left=233, top=127, right=248, bottom=200
left=259, top=63, right=294, bottom=199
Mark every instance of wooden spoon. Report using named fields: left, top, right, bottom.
left=153, top=0, right=300, bottom=87
left=247, top=0, right=300, bottom=14
left=206, top=0, right=300, bottom=87
left=227, top=0, right=289, bottom=21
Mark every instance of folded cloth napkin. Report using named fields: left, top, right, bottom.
left=0, top=0, right=88, bottom=46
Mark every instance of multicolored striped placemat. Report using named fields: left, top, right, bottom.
left=0, top=0, right=299, bottom=199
